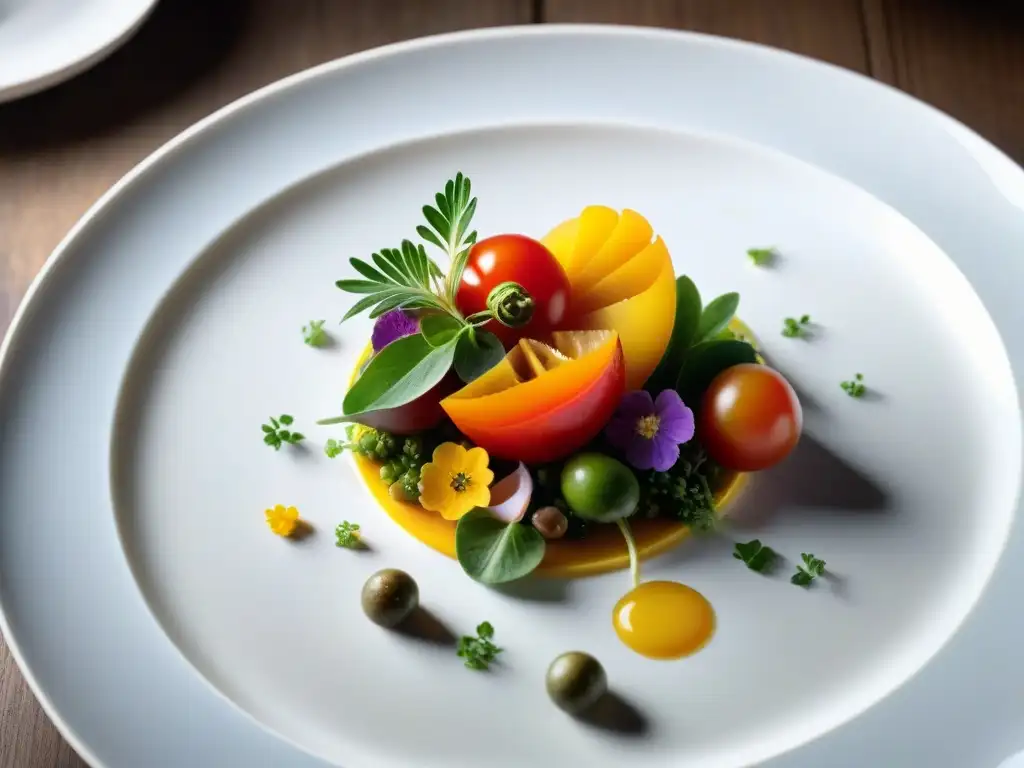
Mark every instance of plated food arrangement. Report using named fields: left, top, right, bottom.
left=264, top=173, right=855, bottom=712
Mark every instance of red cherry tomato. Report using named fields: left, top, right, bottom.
left=699, top=363, right=802, bottom=472
left=455, top=234, right=571, bottom=348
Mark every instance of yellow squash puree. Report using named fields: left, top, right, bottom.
left=612, top=580, right=716, bottom=658
left=348, top=319, right=755, bottom=579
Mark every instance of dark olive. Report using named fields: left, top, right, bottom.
left=546, top=651, right=607, bottom=715
left=361, top=568, right=419, bottom=628
left=532, top=506, right=569, bottom=539
left=561, top=453, right=640, bottom=523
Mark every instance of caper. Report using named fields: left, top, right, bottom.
left=361, top=568, right=419, bottom=628
left=546, top=651, right=607, bottom=714
left=532, top=506, right=569, bottom=539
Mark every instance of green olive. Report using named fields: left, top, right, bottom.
left=560, top=453, right=640, bottom=522
left=361, top=568, right=419, bottom=628
left=546, top=651, right=607, bottom=715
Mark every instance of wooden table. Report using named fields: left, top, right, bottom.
left=1, top=1, right=1022, bottom=765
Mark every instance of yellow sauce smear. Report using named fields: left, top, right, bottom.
left=612, top=581, right=715, bottom=659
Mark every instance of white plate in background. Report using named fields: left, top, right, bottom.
left=0, top=0, right=157, bottom=102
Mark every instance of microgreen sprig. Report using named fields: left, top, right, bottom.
left=302, top=319, right=328, bottom=347
left=457, top=621, right=502, bottom=671
left=791, top=553, right=826, bottom=587
left=841, top=373, right=866, bottom=398
left=262, top=415, right=305, bottom=450
left=334, top=521, right=362, bottom=549
left=782, top=314, right=811, bottom=338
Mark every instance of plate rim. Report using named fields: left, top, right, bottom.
left=1, top=23, right=1022, bottom=768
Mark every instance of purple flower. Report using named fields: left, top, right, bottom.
left=371, top=309, right=419, bottom=352
left=605, top=390, right=695, bottom=472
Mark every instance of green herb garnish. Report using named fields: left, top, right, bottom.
left=261, top=415, right=305, bottom=450
left=302, top=319, right=328, bottom=347
left=336, top=240, right=453, bottom=322
left=334, top=521, right=362, bottom=548
left=841, top=373, right=866, bottom=398
left=416, top=172, right=479, bottom=304
left=457, top=621, right=503, bottom=671
left=324, top=438, right=345, bottom=458
left=747, top=247, right=775, bottom=266
left=639, top=446, right=719, bottom=530
left=782, top=314, right=811, bottom=338
left=733, top=539, right=778, bottom=573
left=695, top=292, right=740, bottom=344
left=791, top=553, right=826, bottom=586
left=675, top=338, right=758, bottom=405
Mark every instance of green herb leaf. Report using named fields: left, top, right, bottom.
left=840, top=373, right=866, bottom=398
left=791, top=552, right=826, bottom=587
left=456, top=620, right=503, bottom=671
left=696, top=292, right=740, bottom=343
left=420, top=313, right=464, bottom=348
left=647, top=275, right=702, bottom=392
left=453, top=328, right=505, bottom=383
left=334, top=521, right=362, bottom=549
left=782, top=315, right=812, bottom=339
left=455, top=509, right=546, bottom=584
left=747, top=247, right=775, bottom=266
left=261, top=414, right=304, bottom=450
left=324, top=438, right=345, bottom=458
left=324, top=334, right=456, bottom=423
left=675, top=339, right=758, bottom=405
left=733, top=539, right=779, bottom=573
left=302, top=319, right=328, bottom=347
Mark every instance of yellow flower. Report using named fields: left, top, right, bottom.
left=418, top=442, right=493, bottom=521
left=265, top=504, right=300, bottom=537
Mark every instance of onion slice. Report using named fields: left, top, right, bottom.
left=484, top=463, right=533, bottom=523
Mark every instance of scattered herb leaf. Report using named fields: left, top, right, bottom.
left=455, top=509, right=546, bottom=584
left=733, top=539, right=779, bottom=573
left=747, top=247, right=775, bottom=266
left=781, top=314, right=812, bottom=338
left=262, top=415, right=305, bottom=450
left=791, top=553, right=826, bottom=587
left=334, top=521, right=362, bottom=549
left=841, top=373, right=866, bottom=398
left=453, top=328, right=505, bottom=384
left=647, top=275, right=702, bottom=392
left=302, top=319, right=328, bottom=347
left=695, top=292, right=740, bottom=343
left=457, top=621, right=502, bottom=671
left=320, top=334, right=456, bottom=424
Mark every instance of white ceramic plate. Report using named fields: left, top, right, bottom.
left=2, top=26, right=1023, bottom=768
left=0, top=0, right=157, bottom=102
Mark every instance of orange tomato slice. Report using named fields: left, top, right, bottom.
left=441, top=331, right=625, bottom=463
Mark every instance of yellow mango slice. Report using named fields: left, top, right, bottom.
left=571, top=236, right=669, bottom=316
left=573, top=260, right=677, bottom=390
left=540, top=217, right=579, bottom=274
left=565, top=206, right=618, bottom=280
left=573, top=209, right=654, bottom=294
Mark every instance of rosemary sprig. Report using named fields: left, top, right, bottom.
left=336, top=240, right=455, bottom=322
left=416, top=172, right=478, bottom=304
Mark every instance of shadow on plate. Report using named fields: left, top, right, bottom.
left=494, top=576, right=571, bottom=603
left=725, top=432, right=891, bottom=530
left=577, top=691, right=649, bottom=738
left=394, top=607, right=457, bottom=647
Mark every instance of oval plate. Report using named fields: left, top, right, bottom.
left=1, top=25, right=1023, bottom=768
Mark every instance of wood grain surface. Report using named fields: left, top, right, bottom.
left=1, top=1, right=1021, bottom=765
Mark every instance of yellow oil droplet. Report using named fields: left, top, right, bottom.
left=612, top=581, right=715, bottom=659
